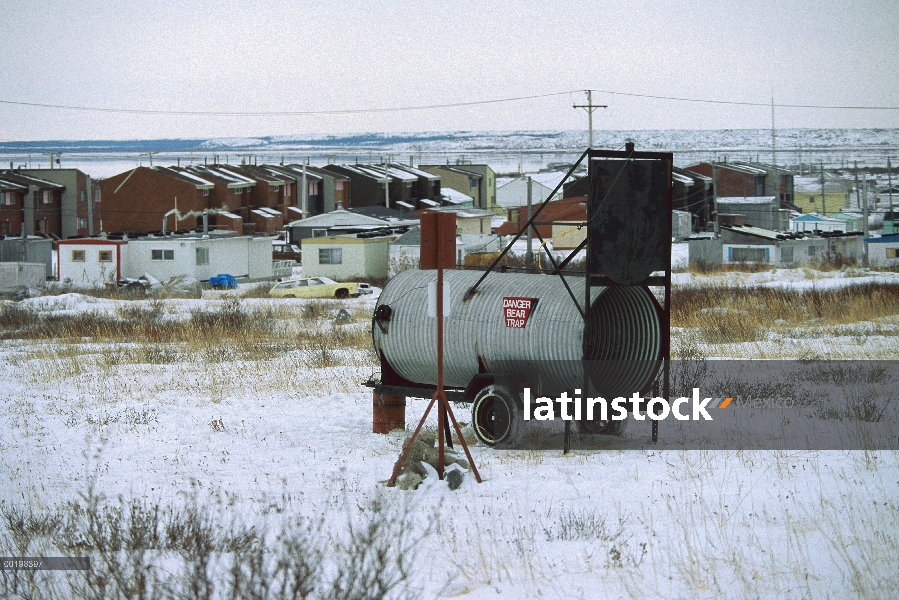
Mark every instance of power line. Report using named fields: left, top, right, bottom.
left=594, top=89, right=899, bottom=111
left=0, top=92, right=578, bottom=117
left=1, top=89, right=897, bottom=117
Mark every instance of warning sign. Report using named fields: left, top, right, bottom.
left=503, top=297, right=538, bottom=328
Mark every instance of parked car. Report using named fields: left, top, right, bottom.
left=209, top=274, right=238, bottom=289
left=272, top=242, right=302, bottom=262
left=269, top=277, right=372, bottom=299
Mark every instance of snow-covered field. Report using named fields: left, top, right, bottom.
left=1, top=271, right=898, bottom=598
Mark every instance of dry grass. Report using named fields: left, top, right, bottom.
left=672, top=283, right=899, bottom=344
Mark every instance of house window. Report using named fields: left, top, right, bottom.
left=335, top=181, right=345, bottom=191
left=42, top=190, right=51, bottom=204
left=196, top=247, right=209, bottom=265
left=203, top=189, right=209, bottom=196
left=284, top=183, right=291, bottom=197
left=235, top=187, right=243, bottom=195
left=151, top=249, right=175, bottom=261
left=309, top=181, right=320, bottom=196
left=781, top=247, right=794, bottom=262
left=77, top=217, right=88, bottom=229
left=312, top=228, right=328, bottom=238
left=80, top=191, right=87, bottom=203
left=319, top=248, right=342, bottom=264
left=808, top=246, right=817, bottom=257
left=93, top=189, right=101, bottom=203
left=731, top=247, right=767, bottom=262
left=99, top=250, right=112, bottom=262
left=887, top=248, right=899, bottom=259
left=469, top=177, right=478, bottom=187
left=273, top=185, right=280, bottom=194
left=3, top=192, right=14, bottom=205
left=72, top=250, right=85, bottom=262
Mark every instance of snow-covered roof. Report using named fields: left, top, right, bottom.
left=288, top=208, right=388, bottom=228
left=0, top=172, right=64, bottom=188
left=164, top=168, right=216, bottom=188
left=672, top=172, right=695, bottom=185
left=419, top=199, right=439, bottom=207
left=440, top=188, right=474, bottom=204
left=0, top=178, right=27, bottom=191
left=794, top=176, right=851, bottom=194
left=189, top=166, right=256, bottom=187
left=394, top=165, right=440, bottom=179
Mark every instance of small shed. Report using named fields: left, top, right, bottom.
left=0, top=262, right=46, bottom=291
left=302, top=234, right=398, bottom=281
left=791, top=213, right=848, bottom=234
left=57, top=239, right=128, bottom=284
left=865, top=236, right=899, bottom=268
left=0, top=236, right=54, bottom=278
left=124, top=234, right=274, bottom=282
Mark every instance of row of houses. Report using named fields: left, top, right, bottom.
left=1, top=168, right=102, bottom=239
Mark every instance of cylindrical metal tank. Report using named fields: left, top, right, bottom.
left=373, top=270, right=661, bottom=397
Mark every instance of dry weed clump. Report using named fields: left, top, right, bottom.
left=672, top=283, right=899, bottom=343
left=0, top=481, right=427, bottom=600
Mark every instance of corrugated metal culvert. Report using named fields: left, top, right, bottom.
left=373, top=269, right=661, bottom=397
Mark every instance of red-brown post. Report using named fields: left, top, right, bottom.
left=419, top=210, right=456, bottom=270
left=372, top=392, right=406, bottom=434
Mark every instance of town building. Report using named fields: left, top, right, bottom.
left=301, top=233, right=398, bottom=281
left=57, top=234, right=275, bottom=285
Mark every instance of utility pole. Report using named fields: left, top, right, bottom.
left=526, top=176, right=533, bottom=266
left=820, top=162, right=826, bottom=216
left=140, top=152, right=159, bottom=167
left=382, top=161, right=391, bottom=209
left=41, top=152, right=61, bottom=169
left=856, top=162, right=869, bottom=265
left=888, top=156, right=894, bottom=231
left=771, top=96, right=779, bottom=205
left=712, top=160, right=719, bottom=235
left=573, top=90, right=607, bottom=149
left=301, top=162, right=308, bottom=216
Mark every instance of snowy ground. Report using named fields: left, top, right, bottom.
left=1, top=273, right=898, bottom=598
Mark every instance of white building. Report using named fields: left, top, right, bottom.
left=57, top=235, right=275, bottom=284
left=57, top=239, right=128, bottom=284
left=302, top=234, right=398, bottom=281
left=791, top=213, right=848, bottom=234
left=865, top=236, right=899, bottom=268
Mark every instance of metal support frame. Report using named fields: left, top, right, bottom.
left=462, top=146, right=672, bottom=454
left=574, top=147, right=673, bottom=451
left=388, top=214, right=482, bottom=486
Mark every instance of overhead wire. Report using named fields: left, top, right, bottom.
left=1, top=89, right=897, bottom=118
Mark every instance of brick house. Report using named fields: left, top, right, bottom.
left=0, top=176, right=27, bottom=236
left=100, top=166, right=217, bottom=234
left=0, top=171, right=65, bottom=237
left=17, top=168, right=103, bottom=238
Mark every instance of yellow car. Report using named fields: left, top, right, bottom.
left=268, top=277, right=373, bottom=299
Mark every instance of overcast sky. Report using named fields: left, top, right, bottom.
left=1, top=0, right=896, bottom=141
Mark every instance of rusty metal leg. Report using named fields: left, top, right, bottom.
left=386, top=395, right=437, bottom=487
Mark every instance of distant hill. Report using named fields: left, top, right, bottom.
left=2, top=128, right=897, bottom=154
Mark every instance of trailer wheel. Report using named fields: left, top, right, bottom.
left=471, top=384, right=523, bottom=448
left=576, top=416, right=628, bottom=436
